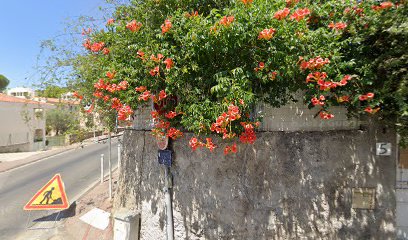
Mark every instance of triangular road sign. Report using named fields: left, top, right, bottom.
left=24, top=174, right=69, bottom=210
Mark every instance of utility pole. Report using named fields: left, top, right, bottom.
left=108, top=132, right=112, bottom=200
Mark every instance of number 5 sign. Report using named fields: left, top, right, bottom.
left=376, top=143, right=392, bottom=156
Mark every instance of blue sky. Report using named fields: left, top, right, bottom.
left=0, top=0, right=109, bottom=88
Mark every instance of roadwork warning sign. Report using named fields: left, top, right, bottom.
left=24, top=174, right=69, bottom=210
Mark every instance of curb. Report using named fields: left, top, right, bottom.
left=70, top=166, right=119, bottom=203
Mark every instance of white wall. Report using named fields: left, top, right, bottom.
left=0, top=102, right=47, bottom=152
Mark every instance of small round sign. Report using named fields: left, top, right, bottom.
left=156, top=135, right=169, bottom=150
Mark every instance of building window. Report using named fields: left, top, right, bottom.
left=34, top=129, right=43, bottom=142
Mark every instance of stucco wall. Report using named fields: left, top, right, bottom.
left=115, top=119, right=396, bottom=239
left=0, top=102, right=47, bottom=152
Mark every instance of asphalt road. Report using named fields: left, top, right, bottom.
left=0, top=138, right=119, bottom=239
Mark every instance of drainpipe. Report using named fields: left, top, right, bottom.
left=164, top=166, right=174, bottom=240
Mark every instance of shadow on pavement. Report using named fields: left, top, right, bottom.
left=33, top=201, right=76, bottom=222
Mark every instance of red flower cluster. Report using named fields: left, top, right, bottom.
left=254, top=62, right=265, bottom=71
left=311, top=95, right=325, bottom=106
left=107, top=19, right=114, bottom=25
left=258, top=28, right=276, bottom=40
left=126, top=20, right=142, bottom=32
left=152, top=120, right=171, bottom=137
left=210, top=104, right=241, bottom=139
left=189, top=137, right=204, bottom=150
left=165, top=111, right=177, bottom=119
left=94, top=79, right=128, bottom=93
left=151, top=53, right=164, bottom=62
left=94, top=78, right=107, bottom=90
left=269, top=71, right=278, bottom=80
left=220, top=16, right=234, bottom=27
left=336, top=75, right=352, bottom=86
left=224, top=143, right=237, bottom=155
left=319, top=111, right=334, bottom=120
left=158, top=90, right=167, bottom=101
left=239, top=122, right=257, bottom=144
left=118, top=105, right=133, bottom=121
left=185, top=11, right=198, bottom=18
left=111, top=97, right=122, bottom=110
left=161, top=19, right=172, bottom=34
left=337, top=95, right=350, bottom=103
left=344, top=7, right=364, bottom=16
left=359, top=93, right=375, bottom=101
left=241, top=0, right=253, bottom=5
left=102, top=48, right=110, bottom=55
left=150, top=66, right=160, bottom=76
left=372, top=2, right=394, bottom=11
left=299, top=56, right=330, bottom=70
left=73, top=91, right=83, bottom=100
left=328, top=22, right=347, bottom=30
left=274, top=8, right=290, bottom=20
left=83, top=40, right=105, bottom=53
left=205, top=138, right=216, bottom=152
left=306, top=72, right=342, bottom=91
left=137, top=50, right=145, bottom=60
left=135, top=86, right=147, bottom=92
left=290, top=8, right=311, bottom=21
left=117, top=81, right=128, bottom=90
left=81, top=28, right=92, bottom=36
left=91, top=42, right=105, bottom=52
left=167, top=128, right=183, bottom=140
left=306, top=72, right=328, bottom=83
left=138, top=90, right=151, bottom=101
left=93, top=91, right=103, bottom=98
left=164, top=58, right=174, bottom=70
left=106, top=71, right=116, bottom=79
left=364, top=106, right=380, bottom=114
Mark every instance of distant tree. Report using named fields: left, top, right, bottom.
left=37, top=85, right=68, bottom=98
left=0, top=74, right=10, bottom=92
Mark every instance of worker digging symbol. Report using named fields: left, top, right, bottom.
left=39, top=187, right=55, bottom=205
left=24, top=174, right=69, bottom=210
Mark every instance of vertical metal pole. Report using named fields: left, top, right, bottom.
left=164, top=167, right=174, bottom=240
left=100, top=154, right=104, bottom=184
left=118, top=142, right=121, bottom=171
left=108, top=132, right=112, bottom=200
left=93, top=113, right=96, bottom=143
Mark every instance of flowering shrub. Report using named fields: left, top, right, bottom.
left=74, top=0, right=408, bottom=151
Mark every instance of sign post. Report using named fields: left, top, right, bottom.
left=101, top=154, right=104, bottom=184
left=109, top=132, right=112, bottom=200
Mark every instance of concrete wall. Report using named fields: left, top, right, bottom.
left=132, top=101, right=359, bottom=132
left=115, top=119, right=396, bottom=239
left=0, top=102, right=47, bottom=152
left=256, top=102, right=359, bottom=131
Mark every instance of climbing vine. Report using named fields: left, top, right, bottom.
left=72, top=0, right=408, bottom=152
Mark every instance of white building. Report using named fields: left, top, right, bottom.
left=0, top=93, right=54, bottom=152
left=7, top=87, right=35, bottom=99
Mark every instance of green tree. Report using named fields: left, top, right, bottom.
left=0, top=74, right=10, bottom=92
left=37, top=85, right=69, bottom=98
left=46, top=107, right=79, bottom=135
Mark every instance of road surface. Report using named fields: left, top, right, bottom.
left=0, top=138, right=119, bottom=239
